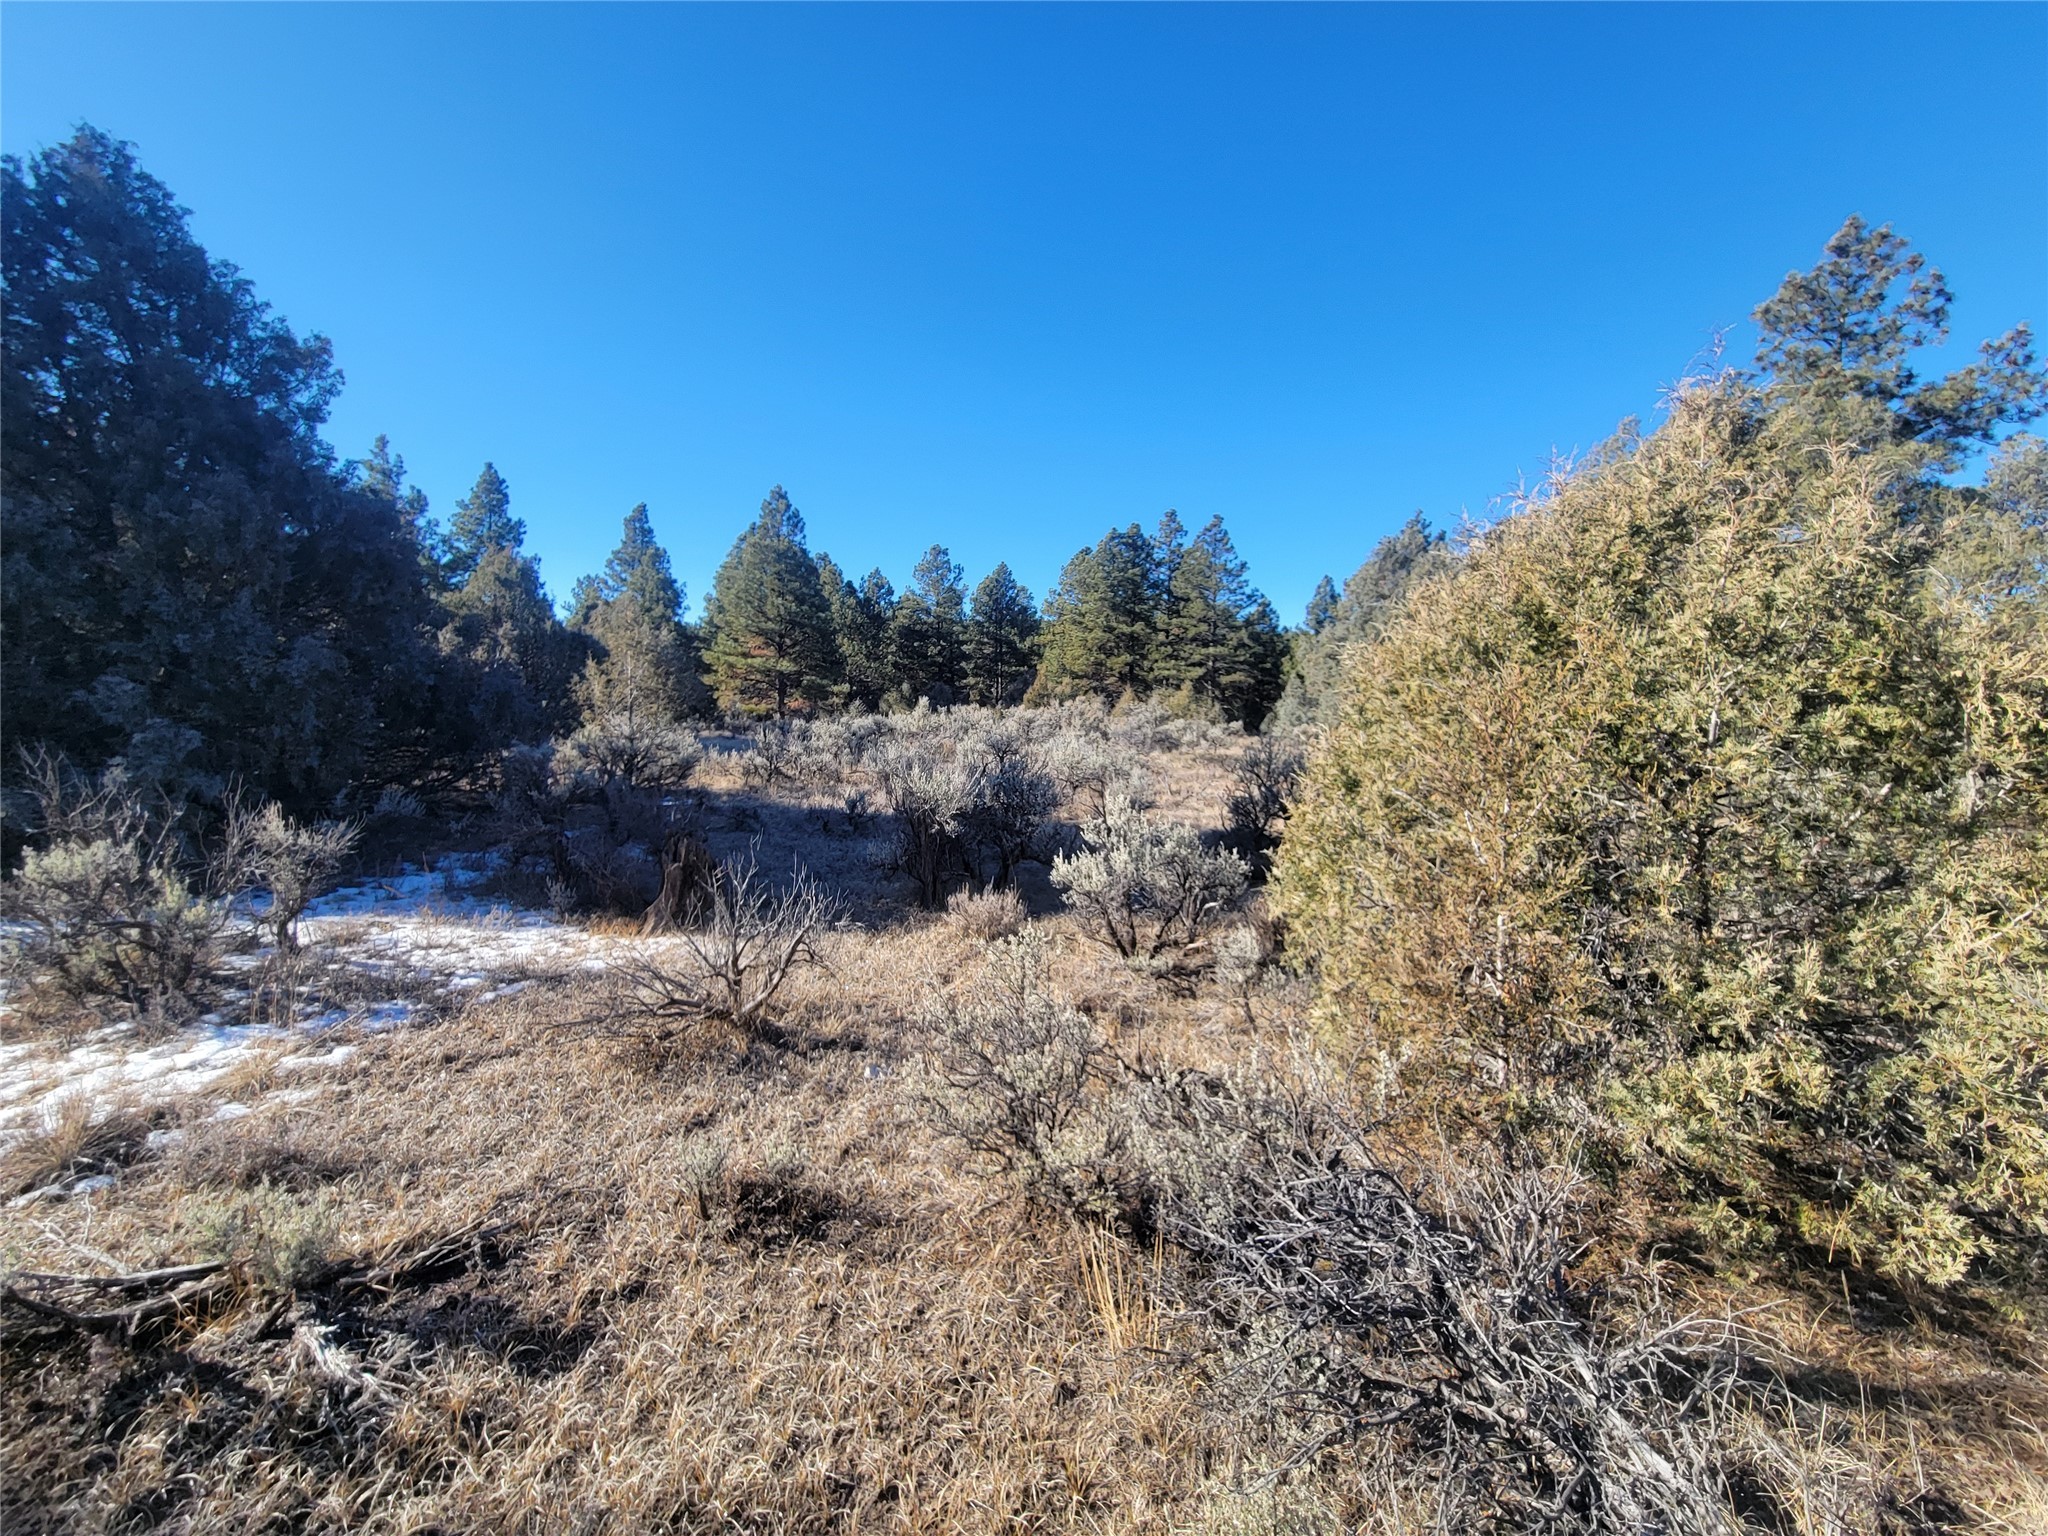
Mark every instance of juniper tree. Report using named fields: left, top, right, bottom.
left=1276, top=231, right=2048, bottom=1288
left=1, top=126, right=440, bottom=809
left=700, top=486, right=840, bottom=715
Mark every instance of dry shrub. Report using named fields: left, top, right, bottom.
left=609, top=849, right=840, bottom=1041
left=217, top=795, right=361, bottom=952
left=1222, top=734, right=1303, bottom=867
left=947, top=885, right=1027, bottom=941
left=1053, top=789, right=1248, bottom=958
left=1128, top=1072, right=1744, bottom=1535
left=919, top=929, right=1128, bottom=1218
left=3, top=750, right=227, bottom=1009
left=178, top=1181, right=346, bottom=1289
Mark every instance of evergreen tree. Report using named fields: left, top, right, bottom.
left=1755, top=216, right=2048, bottom=459
left=1278, top=246, right=2048, bottom=1289
left=440, top=545, right=585, bottom=744
left=963, top=562, right=1040, bottom=706
left=445, top=461, right=524, bottom=583
left=700, top=486, right=840, bottom=715
left=1154, top=516, right=1286, bottom=726
left=818, top=554, right=896, bottom=710
left=1, top=126, right=440, bottom=808
left=1273, top=513, right=1452, bottom=729
left=1304, top=575, right=1338, bottom=634
left=358, top=435, right=446, bottom=585
left=889, top=544, right=969, bottom=704
left=570, top=503, right=706, bottom=722
left=1031, top=524, right=1162, bottom=702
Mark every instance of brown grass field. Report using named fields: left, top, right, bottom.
left=3, top=732, right=2043, bottom=1534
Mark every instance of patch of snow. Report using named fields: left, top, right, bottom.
left=8, top=1172, right=118, bottom=1208
left=275, top=1045, right=357, bottom=1073
left=209, top=1102, right=254, bottom=1122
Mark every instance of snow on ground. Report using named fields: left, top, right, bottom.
left=1, top=856, right=626, bottom=1147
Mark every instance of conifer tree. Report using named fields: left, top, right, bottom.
left=1154, top=515, right=1286, bottom=725
left=890, top=544, right=969, bottom=704
left=963, top=562, right=1040, bottom=706
left=1031, top=524, right=1162, bottom=702
left=571, top=503, right=706, bottom=722
left=818, top=555, right=896, bottom=710
left=1, top=126, right=440, bottom=807
left=1273, top=513, right=1452, bottom=729
left=359, top=435, right=446, bottom=585
left=440, top=545, right=585, bottom=745
left=1303, top=575, right=1338, bottom=634
left=1754, top=216, right=2048, bottom=458
left=445, top=462, right=524, bottom=583
left=700, top=486, right=840, bottom=715
left=1277, top=233, right=2048, bottom=1288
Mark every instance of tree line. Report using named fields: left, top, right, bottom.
left=3, top=127, right=1316, bottom=818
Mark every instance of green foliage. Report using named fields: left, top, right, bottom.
left=1155, top=516, right=1288, bottom=728
left=1033, top=524, right=1164, bottom=702
left=889, top=544, right=969, bottom=704
left=963, top=562, right=1040, bottom=706
left=1, top=127, right=441, bottom=810
left=1276, top=374, right=2047, bottom=1287
left=1273, top=513, right=1452, bottom=730
left=443, top=461, right=525, bottom=583
left=440, top=543, right=588, bottom=744
left=1754, top=216, right=2048, bottom=458
left=701, top=487, right=840, bottom=716
left=1033, top=513, right=1284, bottom=724
left=818, top=557, right=898, bottom=711
left=571, top=503, right=708, bottom=723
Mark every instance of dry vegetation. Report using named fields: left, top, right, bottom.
left=3, top=714, right=2044, bottom=1534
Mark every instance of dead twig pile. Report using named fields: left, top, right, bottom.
left=1134, top=1072, right=1742, bottom=1534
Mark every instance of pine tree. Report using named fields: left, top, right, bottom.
left=1304, top=575, right=1338, bottom=634
left=571, top=503, right=706, bottom=723
left=359, top=435, right=446, bottom=585
left=1755, top=216, right=2048, bottom=459
left=440, top=545, right=585, bottom=745
left=963, top=563, right=1040, bottom=705
left=445, top=462, right=525, bottom=583
left=890, top=544, right=969, bottom=704
left=1031, top=524, right=1162, bottom=702
left=1155, top=515, right=1286, bottom=726
left=818, top=554, right=896, bottom=710
left=700, top=487, right=840, bottom=715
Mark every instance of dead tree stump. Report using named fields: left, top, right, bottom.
left=641, top=824, right=717, bottom=934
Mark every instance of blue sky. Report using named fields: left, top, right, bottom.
left=5, top=3, right=2044, bottom=622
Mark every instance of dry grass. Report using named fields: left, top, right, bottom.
left=2, top=739, right=2042, bottom=1534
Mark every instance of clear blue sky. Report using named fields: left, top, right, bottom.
left=5, top=3, right=2044, bottom=622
